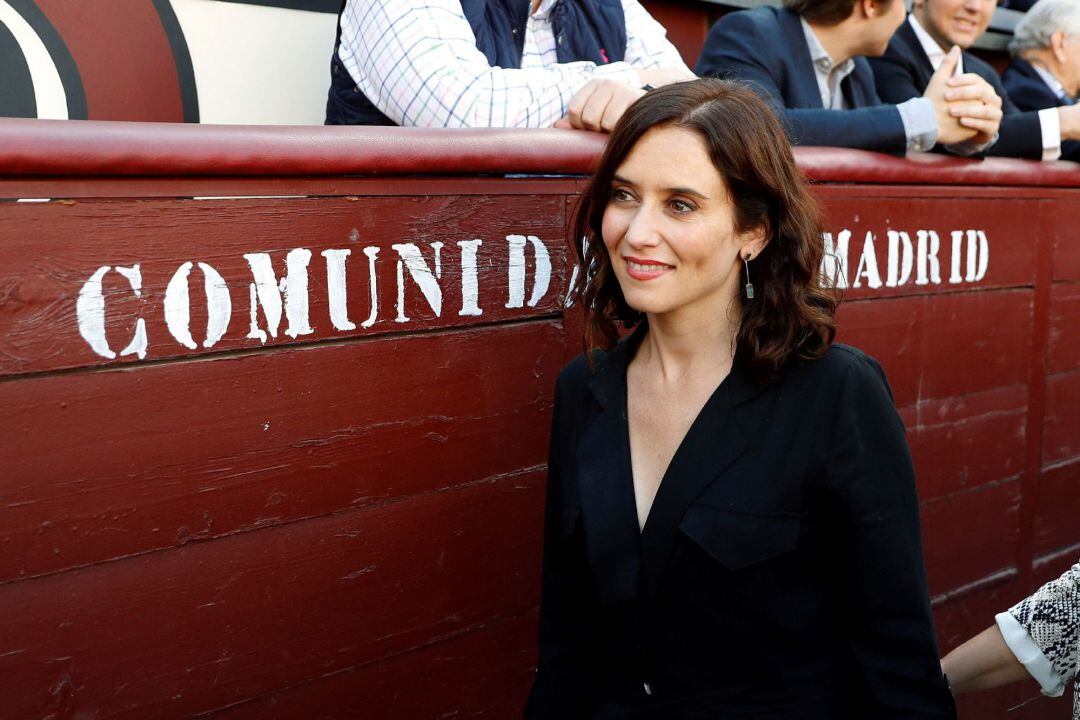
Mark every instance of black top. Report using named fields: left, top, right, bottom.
left=526, top=327, right=956, bottom=719
left=696, top=7, right=907, bottom=155
left=869, top=17, right=1044, bottom=159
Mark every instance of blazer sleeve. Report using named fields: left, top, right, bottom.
left=525, top=363, right=602, bottom=719
left=695, top=13, right=907, bottom=154
left=979, top=69, right=1044, bottom=160
left=821, top=354, right=956, bottom=718
left=1006, top=561, right=1080, bottom=688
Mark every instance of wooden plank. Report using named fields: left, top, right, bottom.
left=1052, top=196, right=1080, bottom=281
left=0, top=190, right=1048, bottom=378
left=202, top=612, right=538, bottom=719
left=1035, top=460, right=1080, bottom=557
left=0, top=321, right=565, bottom=582
left=933, top=573, right=1022, bottom=649
left=837, top=290, right=1032, bottom=406
left=1043, top=370, right=1080, bottom=467
left=914, top=290, right=1032, bottom=401
left=908, top=385, right=1027, bottom=501
left=0, top=194, right=567, bottom=376
left=0, top=472, right=546, bottom=720
left=1015, top=212, right=1055, bottom=594
left=0, top=177, right=1070, bottom=203
left=815, top=192, right=1039, bottom=300
left=1033, top=542, right=1080, bottom=585
left=839, top=293, right=1031, bottom=501
left=1048, top=282, right=1080, bottom=375
left=0, top=175, right=583, bottom=201
left=920, top=478, right=1022, bottom=596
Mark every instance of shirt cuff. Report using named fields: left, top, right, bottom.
left=897, top=97, right=938, bottom=152
left=1038, top=107, right=1062, bottom=161
left=995, top=611, right=1067, bottom=697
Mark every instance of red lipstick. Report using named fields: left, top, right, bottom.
left=623, top=256, right=674, bottom=281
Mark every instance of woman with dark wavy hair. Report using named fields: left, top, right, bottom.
left=525, top=78, right=956, bottom=719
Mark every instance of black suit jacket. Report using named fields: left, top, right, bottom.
left=526, top=328, right=956, bottom=719
left=869, top=18, right=1044, bottom=159
left=696, top=7, right=908, bottom=154
left=1002, top=58, right=1080, bottom=161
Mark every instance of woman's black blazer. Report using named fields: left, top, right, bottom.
left=525, top=329, right=956, bottom=719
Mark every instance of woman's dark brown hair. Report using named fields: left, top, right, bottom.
left=573, top=78, right=840, bottom=384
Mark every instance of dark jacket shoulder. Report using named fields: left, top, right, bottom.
left=710, top=5, right=784, bottom=37
left=1003, top=58, right=1062, bottom=111
left=784, top=343, right=895, bottom=405
left=695, top=6, right=787, bottom=79
left=791, top=343, right=878, bottom=376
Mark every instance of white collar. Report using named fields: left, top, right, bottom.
left=800, top=17, right=855, bottom=76
left=803, top=18, right=851, bottom=72
left=531, top=0, right=558, bottom=20
left=908, top=13, right=964, bottom=75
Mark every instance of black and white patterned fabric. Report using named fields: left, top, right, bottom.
left=1008, top=561, right=1080, bottom=719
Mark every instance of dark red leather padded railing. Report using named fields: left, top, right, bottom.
left=2, top=117, right=1079, bottom=186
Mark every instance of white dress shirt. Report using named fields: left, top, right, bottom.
left=337, top=0, right=690, bottom=128
left=909, top=14, right=1060, bottom=160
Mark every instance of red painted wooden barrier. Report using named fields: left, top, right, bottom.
left=0, top=121, right=1077, bottom=719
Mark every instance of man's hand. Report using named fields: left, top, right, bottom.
left=923, top=46, right=977, bottom=145
left=555, top=79, right=645, bottom=132
left=637, top=67, right=696, bottom=87
left=554, top=67, right=695, bottom=132
left=944, top=73, right=1003, bottom=146
left=1058, top=104, right=1080, bottom=140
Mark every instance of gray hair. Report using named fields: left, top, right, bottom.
left=1009, top=0, right=1080, bottom=56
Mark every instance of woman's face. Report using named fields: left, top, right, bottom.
left=601, top=125, right=761, bottom=323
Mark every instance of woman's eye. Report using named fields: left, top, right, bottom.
left=670, top=199, right=695, bottom=214
left=611, top=188, right=634, bottom=203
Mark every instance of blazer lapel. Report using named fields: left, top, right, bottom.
left=898, top=18, right=935, bottom=88
left=575, top=327, right=645, bottom=609
left=637, top=360, right=766, bottom=616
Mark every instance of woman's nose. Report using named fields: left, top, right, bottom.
left=623, top=205, right=663, bottom=248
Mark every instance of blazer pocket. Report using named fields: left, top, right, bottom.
left=679, top=505, right=800, bottom=571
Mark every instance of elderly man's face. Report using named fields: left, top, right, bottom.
left=914, top=0, right=996, bottom=50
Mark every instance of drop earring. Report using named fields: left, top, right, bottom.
left=743, top=252, right=754, bottom=300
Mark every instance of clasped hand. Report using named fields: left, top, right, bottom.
left=923, top=46, right=1003, bottom=147
left=554, top=67, right=694, bottom=133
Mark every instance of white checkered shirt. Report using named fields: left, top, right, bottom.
left=337, top=0, right=690, bottom=128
